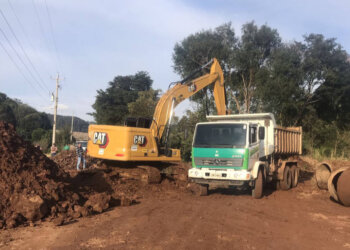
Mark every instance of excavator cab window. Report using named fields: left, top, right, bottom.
left=124, top=117, right=152, bottom=128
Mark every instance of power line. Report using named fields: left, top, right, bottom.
left=0, top=9, right=51, bottom=93
left=31, top=0, right=59, bottom=72
left=44, top=0, right=62, bottom=74
left=0, top=25, right=49, bottom=96
left=0, top=39, right=48, bottom=101
left=7, top=0, right=51, bottom=78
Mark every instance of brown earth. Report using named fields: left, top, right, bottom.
left=0, top=171, right=350, bottom=250
left=0, top=122, right=137, bottom=229
left=52, top=150, right=97, bottom=171
left=1, top=121, right=350, bottom=249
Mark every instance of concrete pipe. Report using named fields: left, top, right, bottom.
left=337, top=169, right=350, bottom=207
left=315, top=163, right=332, bottom=190
left=327, top=167, right=349, bottom=202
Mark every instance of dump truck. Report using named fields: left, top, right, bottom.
left=87, top=58, right=227, bottom=182
left=188, top=113, right=302, bottom=198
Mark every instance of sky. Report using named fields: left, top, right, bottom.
left=0, top=0, right=349, bottom=122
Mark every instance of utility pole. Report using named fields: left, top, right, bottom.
left=52, top=73, right=60, bottom=146
left=70, top=113, right=74, bottom=143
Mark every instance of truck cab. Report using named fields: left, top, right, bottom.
left=188, top=113, right=302, bottom=198
left=189, top=121, right=263, bottom=185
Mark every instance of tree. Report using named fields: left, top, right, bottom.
left=258, top=43, right=304, bottom=126
left=17, top=112, right=51, bottom=140
left=229, top=22, right=281, bottom=113
left=127, top=89, right=159, bottom=118
left=173, top=23, right=236, bottom=114
left=169, top=107, right=207, bottom=161
left=172, top=22, right=350, bottom=159
left=172, top=21, right=281, bottom=114
left=0, top=103, right=16, bottom=126
left=91, top=71, right=153, bottom=124
left=31, top=128, right=46, bottom=142
left=56, top=127, right=71, bottom=149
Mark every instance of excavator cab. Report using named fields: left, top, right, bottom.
left=124, top=117, right=153, bottom=128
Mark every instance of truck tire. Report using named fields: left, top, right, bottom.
left=291, top=165, right=299, bottom=188
left=192, top=184, right=208, bottom=196
left=280, top=166, right=292, bottom=190
left=252, top=169, right=264, bottom=199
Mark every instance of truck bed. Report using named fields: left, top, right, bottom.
left=274, top=126, right=302, bottom=155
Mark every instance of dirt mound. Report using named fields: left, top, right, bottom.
left=0, top=122, right=135, bottom=229
left=0, top=122, right=67, bottom=228
left=52, top=150, right=97, bottom=170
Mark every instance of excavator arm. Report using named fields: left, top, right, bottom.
left=150, top=58, right=226, bottom=140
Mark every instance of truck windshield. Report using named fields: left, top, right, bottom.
left=193, top=124, right=247, bottom=148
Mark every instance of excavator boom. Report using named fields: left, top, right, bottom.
left=87, top=58, right=226, bottom=162
left=151, top=58, right=226, bottom=139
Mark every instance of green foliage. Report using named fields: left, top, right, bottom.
left=56, top=127, right=71, bottom=150
left=0, top=92, right=52, bottom=141
left=47, top=114, right=89, bottom=132
left=169, top=108, right=207, bottom=161
left=0, top=103, right=16, bottom=126
left=230, top=22, right=281, bottom=113
left=173, top=23, right=236, bottom=114
left=31, top=128, right=46, bottom=142
left=0, top=92, right=89, bottom=150
left=173, top=21, right=350, bottom=159
left=91, top=71, right=153, bottom=124
left=259, top=43, right=304, bottom=126
left=17, top=112, right=51, bottom=141
left=34, top=130, right=52, bottom=153
left=128, top=89, right=159, bottom=118
left=173, top=23, right=235, bottom=77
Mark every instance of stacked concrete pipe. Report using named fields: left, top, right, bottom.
left=315, top=162, right=350, bottom=207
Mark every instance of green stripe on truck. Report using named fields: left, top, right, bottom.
left=192, top=147, right=247, bottom=169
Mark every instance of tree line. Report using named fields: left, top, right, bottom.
left=90, top=21, right=350, bottom=160
left=0, top=92, right=89, bottom=152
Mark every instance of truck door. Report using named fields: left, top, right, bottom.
left=259, top=126, right=265, bottom=158
left=249, top=125, right=259, bottom=170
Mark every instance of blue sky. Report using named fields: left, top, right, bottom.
left=0, top=0, right=349, bottom=121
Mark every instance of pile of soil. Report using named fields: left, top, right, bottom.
left=0, top=122, right=67, bottom=228
left=0, top=122, right=134, bottom=229
left=52, top=150, right=97, bottom=170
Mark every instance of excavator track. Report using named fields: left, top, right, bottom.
left=138, top=166, right=162, bottom=184
left=98, top=160, right=189, bottom=185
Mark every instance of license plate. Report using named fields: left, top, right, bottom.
left=211, top=172, right=221, bottom=177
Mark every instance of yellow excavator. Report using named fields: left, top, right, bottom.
left=87, top=58, right=227, bottom=181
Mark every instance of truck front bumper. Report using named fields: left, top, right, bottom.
left=188, top=168, right=253, bottom=186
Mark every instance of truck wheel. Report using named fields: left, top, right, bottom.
left=280, top=166, right=292, bottom=190
left=252, top=169, right=264, bottom=199
left=193, top=184, right=208, bottom=196
left=275, top=180, right=281, bottom=190
left=291, top=165, right=299, bottom=188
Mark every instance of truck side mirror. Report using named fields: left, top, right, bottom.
left=259, top=127, right=265, bottom=140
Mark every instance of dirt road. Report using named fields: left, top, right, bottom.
left=1, top=176, right=349, bottom=250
